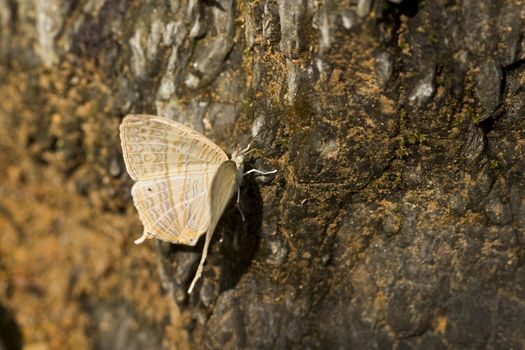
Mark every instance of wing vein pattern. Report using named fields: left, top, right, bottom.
left=120, top=114, right=228, bottom=245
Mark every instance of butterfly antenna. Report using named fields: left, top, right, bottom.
left=240, top=136, right=278, bottom=176
left=239, top=141, right=252, bottom=155
left=243, top=148, right=257, bottom=156
left=245, top=136, right=281, bottom=158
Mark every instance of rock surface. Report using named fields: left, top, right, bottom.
left=0, top=0, right=524, bottom=349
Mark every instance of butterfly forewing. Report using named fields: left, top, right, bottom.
left=120, top=114, right=229, bottom=245
left=120, top=115, right=228, bottom=181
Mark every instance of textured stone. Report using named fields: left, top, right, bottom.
left=0, top=0, right=524, bottom=349
left=409, top=66, right=435, bottom=106
left=475, top=58, right=502, bottom=121
left=279, top=0, right=303, bottom=58
left=357, top=0, right=373, bottom=18
left=129, top=28, right=147, bottom=78
left=36, top=0, right=71, bottom=67
left=341, top=9, right=358, bottom=31
left=375, top=51, right=392, bottom=88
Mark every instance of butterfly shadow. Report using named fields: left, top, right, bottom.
left=216, top=174, right=264, bottom=293
left=155, top=175, right=264, bottom=298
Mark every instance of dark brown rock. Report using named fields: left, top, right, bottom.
left=0, top=0, right=524, bottom=349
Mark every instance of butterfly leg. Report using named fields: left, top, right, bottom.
left=244, top=168, right=277, bottom=176
left=236, top=188, right=246, bottom=221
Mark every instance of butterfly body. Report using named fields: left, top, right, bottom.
left=119, top=114, right=244, bottom=292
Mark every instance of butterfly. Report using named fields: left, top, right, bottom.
left=119, top=114, right=275, bottom=293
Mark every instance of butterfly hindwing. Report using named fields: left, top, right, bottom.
left=130, top=172, right=218, bottom=245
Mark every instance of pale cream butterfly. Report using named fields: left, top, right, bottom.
left=119, top=114, right=275, bottom=293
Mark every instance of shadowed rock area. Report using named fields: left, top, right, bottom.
left=0, top=0, right=524, bottom=349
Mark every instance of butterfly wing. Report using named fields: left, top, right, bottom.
left=120, top=114, right=228, bottom=245
left=187, top=160, right=240, bottom=293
